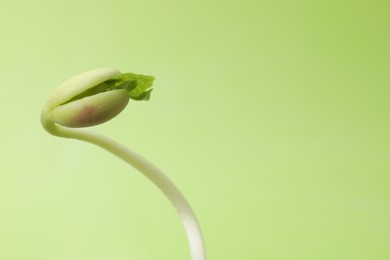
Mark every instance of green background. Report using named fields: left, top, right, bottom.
left=0, top=0, right=389, bottom=259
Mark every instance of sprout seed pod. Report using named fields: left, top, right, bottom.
left=42, top=68, right=154, bottom=128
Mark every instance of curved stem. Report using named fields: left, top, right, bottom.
left=41, top=112, right=206, bottom=260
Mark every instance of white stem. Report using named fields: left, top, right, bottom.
left=41, top=114, right=206, bottom=260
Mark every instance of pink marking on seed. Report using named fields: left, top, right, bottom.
left=77, top=106, right=96, bottom=125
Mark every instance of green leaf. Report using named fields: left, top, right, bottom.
left=105, top=73, right=155, bottom=101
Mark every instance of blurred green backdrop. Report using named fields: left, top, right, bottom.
left=0, top=0, right=389, bottom=259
